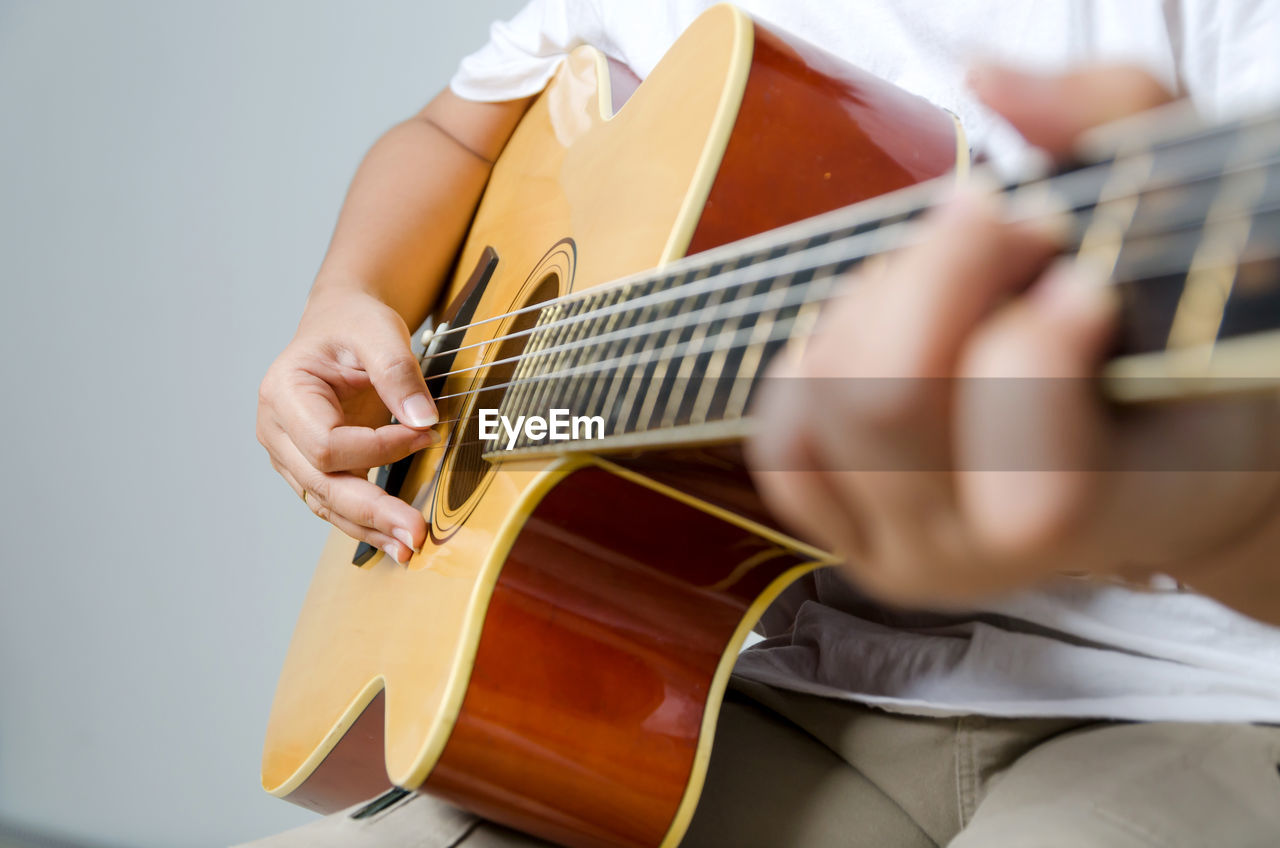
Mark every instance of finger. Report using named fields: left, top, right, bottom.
left=322, top=424, right=440, bottom=471
left=750, top=436, right=868, bottom=558
left=792, top=188, right=1060, bottom=481
left=748, top=356, right=866, bottom=556
left=313, top=501, right=409, bottom=565
left=954, top=260, right=1117, bottom=558
left=268, top=451, right=305, bottom=501
left=299, top=470, right=423, bottom=564
left=272, top=424, right=430, bottom=555
left=268, top=369, right=344, bottom=467
left=850, top=187, right=1063, bottom=381
left=297, top=420, right=439, bottom=474
left=969, top=63, right=1177, bottom=157
left=267, top=428, right=410, bottom=562
left=271, top=365, right=439, bottom=472
left=351, top=319, right=439, bottom=429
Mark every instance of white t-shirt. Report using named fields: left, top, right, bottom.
left=450, top=0, right=1280, bottom=721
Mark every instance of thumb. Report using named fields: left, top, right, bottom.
left=969, top=63, right=1177, bottom=157
left=354, top=318, right=438, bottom=429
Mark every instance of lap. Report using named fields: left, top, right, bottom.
left=238, top=685, right=1280, bottom=848
left=952, top=721, right=1280, bottom=848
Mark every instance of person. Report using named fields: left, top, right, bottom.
left=250, top=1, right=1280, bottom=845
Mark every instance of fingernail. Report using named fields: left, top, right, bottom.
left=382, top=541, right=406, bottom=563
left=392, top=528, right=416, bottom=553
left=402, top=393, right=438, bottom=428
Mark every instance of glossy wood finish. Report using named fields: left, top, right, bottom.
left=687, top=22, right=959, bottom=254
left=612, top=446, right=783, bottom=531
left=265, top=6, right=960, bottom=846
left=425, top=467, right=808, bottom=848
left=285, top=692, right=390, bottom=813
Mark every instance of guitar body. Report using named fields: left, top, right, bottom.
left=262, top=6, right=962, bottom=847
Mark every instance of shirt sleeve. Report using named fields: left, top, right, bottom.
left=1170, top=0, right=1280, bottom=118
left=450, top=0, right=607, bottom=102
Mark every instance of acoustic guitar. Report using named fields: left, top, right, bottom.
left=261, top=5, right=1280, bottom=847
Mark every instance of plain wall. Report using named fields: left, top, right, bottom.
left=0, top=1, right=525, bottom=845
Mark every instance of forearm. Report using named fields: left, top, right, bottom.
left=1176, top=479, right=1280, bottom=626
left=309, top=90, right=531, bottom=326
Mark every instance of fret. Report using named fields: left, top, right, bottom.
left=1076, top=151, right=1155, bottom=276
left=492, top=306, right=561, bottom=450
left=519, top=299, right=584, bottom=444
left=1119, top=165, right=1279, bottom=268
left=1165, top=175, right=1268, bottom=356
left=616, top=273, right=680, bottom=433
left=685, top=248, right=787, bottom=424
left=546, top=291, right=603, bottom=419
left=585, top=281, right=649, bottom=429
left=1161, top=122, right=1279, bottom=362
left=551, top=296, right=600, bottom=416
left=660, top=261, right=737, bottom=428
left=780, top=296, right=826, bottom=371
left=699, top=272, right=785, bottom=424
left=634, top=267, right=710, bottom=431
left=512, top=306, right=566, bottom=428
left=597, top=281, right=664, bottom=435
left=720, top=239, right=835, bottom=419
left=609, top=337, right=652, bottom=433
left=721, top=266, right=809, bottom=417
left=571, top=286, right=628, bottom=423
left=513, top=302, right=562, bottom=430
left=711, top=236, right=837, bottom=420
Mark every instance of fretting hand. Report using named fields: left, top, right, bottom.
left=747, top=65, right=1280, bottom=620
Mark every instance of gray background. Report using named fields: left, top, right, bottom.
left=0, top=1, right=524, bottom=845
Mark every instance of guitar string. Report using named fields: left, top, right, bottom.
left=416, top=106, right=1275, bottom=351
left=426, top=228, right=1280, bottom=442
left=419, top=167, right=1280, bottom=394
left=433, top=233, right=1280, bottom=455
left=434, top=284, right=835, bottom=439
left=411, top=109, right=1280, bottom=362
left=424, top=200, right=1280, bottom=440
left=413, top=131, right=1280, bottom=380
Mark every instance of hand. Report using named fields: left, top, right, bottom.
left=257, top=285, right=439, bottom=563
left=747, top=65, right=1280, bottom=611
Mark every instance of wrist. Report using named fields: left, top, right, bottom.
left=296, top=278, right=393, bottom=340
left=307, top=268, right=381, bottom=307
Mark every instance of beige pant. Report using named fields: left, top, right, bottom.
left=240, top=678, right=1280, bottom=847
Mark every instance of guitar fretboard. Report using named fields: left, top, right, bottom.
left=480, top=103, right=1280, bottom=458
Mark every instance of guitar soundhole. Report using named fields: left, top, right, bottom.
left=445, top=273, right=560, bottom=512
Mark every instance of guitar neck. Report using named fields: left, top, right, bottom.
left=484, top=101, right=1280, bottom=459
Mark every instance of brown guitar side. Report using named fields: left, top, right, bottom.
left=425, top=464, right=814, bottom=848
left=262, top=6, right=961, bottom=847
